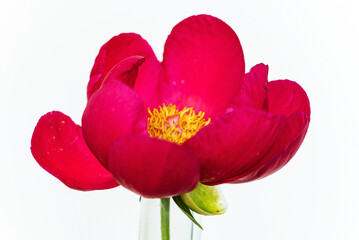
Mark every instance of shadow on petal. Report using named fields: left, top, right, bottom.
left=185, top=108, right=286, bottom=185
left=108, top=135, right=200, bottom=198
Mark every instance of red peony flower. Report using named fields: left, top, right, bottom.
left=31, top=15, right=310, bottom=198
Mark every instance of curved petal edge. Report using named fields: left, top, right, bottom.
left=108, top=135, right=200, bottom=198
left=161, top=14, right=245, bottom=118
left=31, top=111, right=119, bottom=191
left=230, top=63, right=269, bottom=111
left=82, top=81, right=147, bottom=168
left=185, top=108, right=286, bottom=185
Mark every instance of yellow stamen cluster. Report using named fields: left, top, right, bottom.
left=148, top=104, right=211, bottom=145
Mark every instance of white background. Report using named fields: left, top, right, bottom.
left=1, top=0, right=358, bottom=239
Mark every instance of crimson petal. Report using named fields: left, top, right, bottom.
left=184, top=108, right=286, bottom=185
left=230, top=63, right=269, bottom=111
left=161, top=14, right=245, bottom=118
left=82, top=81, right=147, bottom=168
left=231, top=111, right=309, bottom=183
left=88, top=33, right=161, bottom=108
left=101, top=56, right=145, bottom=88
left=268, top=80, right=310, bottom=117
left=230, top=80, right=311, bottom=182
left=31, top=111, right=119, bottom=190
left=108, top=135, right=200, bottom=198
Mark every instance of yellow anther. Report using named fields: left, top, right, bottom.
left=147, top=104, right=211, bottom=144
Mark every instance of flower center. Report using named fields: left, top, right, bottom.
left=147, top=104, right=211, bottom=145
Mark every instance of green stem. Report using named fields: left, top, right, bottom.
left=161, top=198, right=170, bottom=240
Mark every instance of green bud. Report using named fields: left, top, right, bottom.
left=180, top=183, right=227, bottom=215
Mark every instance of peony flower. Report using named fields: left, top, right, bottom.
left=31, top=15, right=310, bottom=199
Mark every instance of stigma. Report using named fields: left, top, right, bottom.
left=147, top=104, right=211, bottom=145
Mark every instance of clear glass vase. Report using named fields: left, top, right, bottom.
left=138, top=198, right=202, bottom=240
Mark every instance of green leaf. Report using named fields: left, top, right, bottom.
left=172, top=196, right=203, bottom=230
left=139, top=196, right=142, bottom=202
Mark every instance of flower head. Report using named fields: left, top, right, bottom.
left=31, top=15, right=310, bottom=198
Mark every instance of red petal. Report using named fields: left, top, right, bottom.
left=229, top=63, right=269, bottom=111
left=108, top=135, right=200, bottom=198
left=229, top=81, right=311, bottom=182
left=101, top=56, right=145, bottom=88
left=267, top=80, right=311, bottom=117
left=161, top=14, right=245, bottom=118
left=88, top=33, right=161, bottom=108
left=184, top=108, right=286, bottom=185
left=31, top=111, right=118, bottom=190
left=82, top=81, right=147, bottom=168
left=231, top=111, right=309, bottom=183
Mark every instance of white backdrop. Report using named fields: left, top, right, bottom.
left=1, top=0, right=358, bottom=239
